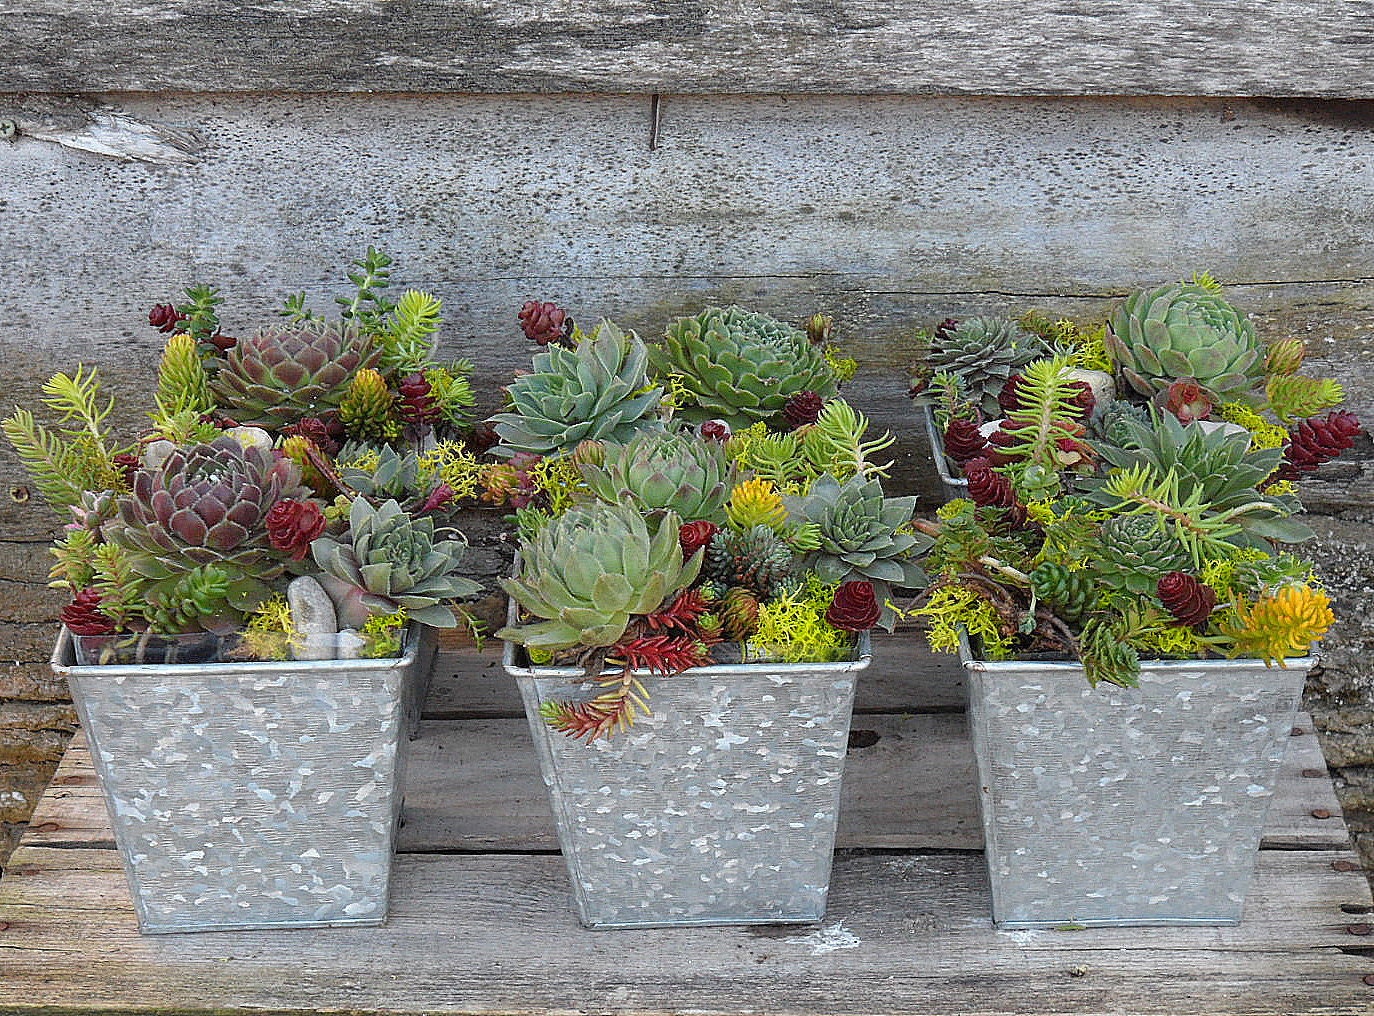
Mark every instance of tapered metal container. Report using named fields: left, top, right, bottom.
left=52, top=626, right=427, bottom=934
left=921, top=404, right=969, bottom=503
left=504, top=624, right=870, bottom=929
left=961, top=633, right=1311, bottom=928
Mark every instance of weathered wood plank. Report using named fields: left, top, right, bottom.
left=4, top=3, right=1374, bottom=97
left=20, top=711, right=1347, bottom=854
left=0, top=849, right=1369, bottom=1016
left=1, top=94, right=1372, bottom=532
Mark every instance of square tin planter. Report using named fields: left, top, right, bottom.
left=960, top=633, right=1312, bottom=928
left=503, top=618, right=870, bottom=930
left=51, top=625, right=428, bottom=934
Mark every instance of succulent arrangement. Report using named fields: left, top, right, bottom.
left=493, top=302, right=927, bottom=740
left=909, top=274, right=1360, bottom=687
left=5, top=250, right=485, bottom=664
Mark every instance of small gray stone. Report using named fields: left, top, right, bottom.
left=336, top=629, right=366, bottom=660
left=142, top=439, right=176, bottom=473
left=288, top=575, right=339, bottom=661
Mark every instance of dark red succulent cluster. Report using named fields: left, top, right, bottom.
left=943, top=418, right=989, bottom=464
left=265, top=498, right=327, bottom=560
left=282, top=416, right=343, bottom=457
left=518, top=300, right=573, bottom=347
left=397, top=372, right=440, bottom=426
left=1162, top=379, right=1212, bottom=423
left=148, top=303, right=185, bottom=334
left=962, top=457, right=1028, bottom=529
left=783, top=390, right=825, bottom=429
left=61, top=588, right=116, bottom=635
left=1276, top=410, right=1362, bottom=481
left=1157, top=571, right=1217, bottom=628
left=678, top=520, right=720, bottom=559
left=826, top=580, right=880, bottom=632
left=699, top=419, right=732, bottom=443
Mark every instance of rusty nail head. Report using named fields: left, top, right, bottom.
left=1302, top=768, right=1327, bottom=778
left=1333, top=859, right=1362, bottom=872
left=1364, top=974, right=1374, bottom=986
left=0, top=921, right=9, bottom=932
left=1292, top=726, right=1306, bottom=737
left=1346, top=923, right=1373, bottom=936
left=1312, top=808, right=1333, bottom=820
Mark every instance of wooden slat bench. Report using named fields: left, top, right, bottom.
left=1, top=634, right=1370, bottom=1016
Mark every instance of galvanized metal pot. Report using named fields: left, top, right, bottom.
left=921, top=404, right=969, bottom=504
left=51, top=626, right=427, bottom=934
left=504, top=631, right=870, bottom=929
left=960, top=633, right=1312, bottom=928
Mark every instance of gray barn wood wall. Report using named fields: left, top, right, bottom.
left=1, top=2, right=1372, bottom=871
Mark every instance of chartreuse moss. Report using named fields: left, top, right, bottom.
left=746, top=575, right=848, bottom=664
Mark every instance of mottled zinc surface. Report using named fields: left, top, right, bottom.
left=56, top=632, right=414, bottom=933
left=514, top=660, right=865, bottom=929
left=966, top=655, right=1309, bottom=928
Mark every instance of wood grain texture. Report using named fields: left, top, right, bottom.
left=1, top=92, right=1372, bottom=540
left=4, top=2, right=1374, bottom=96
left=0, top=848, right=1370, bottom=1015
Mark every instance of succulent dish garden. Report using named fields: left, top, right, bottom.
left=5, top=250, right=491, bottom=664
left=492, top=303, right=927, bottom=740
left=910, top=273, right=1361, bottom=687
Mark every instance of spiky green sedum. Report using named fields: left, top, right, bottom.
left=579, top=429, right=735, bottom=524
left=499, top=502, right=701, bottom=651
left=651, top=306, right=840, bottom=426
left=153, top=332, right=214, bottom=425
left=1105, top=281, right=1265, bottom=400
left=489, top=320, right=663, bottom=458
left=785, top=473, right=927, bottom=629
left=312, top=497, right=481, bottom=628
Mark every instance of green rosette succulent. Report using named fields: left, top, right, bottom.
left=105, top=434, right=311, bottom=614
left=1094, top=514, right=1192, bottom=596
left=1105, top=282, right=1265, bottom=400
left=311, top=497, right=481, bottom=628
left=651, top=306, right=840, bottom=426
left=498, top=502, right=701, bottom=651
left=579, top=430, right=735, bottom=525
left=489, top=320, right=663, bottom=458
left=923, top=317, right=1047, bottom=417
left=211, top=319, right=381, bottom=429
left=785, top=473, right=928, bottom=629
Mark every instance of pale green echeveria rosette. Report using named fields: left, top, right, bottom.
left=650, top=306, right=840, bottom=427
left=785, top=472, right=928, bottom=630
left=578, top=429, right=736, bottom=526
left=1104, top=282, right=1265, bottom=402
left=311, top=497, right=481, bottom=628
left=498, top=501, right=702, bottom=652
left=488, top=319, right=663, bottom=458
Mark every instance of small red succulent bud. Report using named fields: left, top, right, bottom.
left=804, top=312, right=833, bottom=346
left=943, top=418, right=989, bottom=465
left=678, top=520, right=720, bottom=559
left=984, top=426, right=1018, bottom=466
left=266, top=499, right=327, bottom=560
left=1162, top=379, right=1212, bottom=423
left=1157, top=571, right=1217, bottom=628
left=997, top=375, right=1024, bottom=415
left=699, top=420, right=732, bottom=443
left=464, top=423, right=501, bottom=456
left=207, top=332, right=237, bottom=352
left=398, top=372, right=439, bottom=425
left=282, top=417, right=341, bottom=457
left=418, top=482, right=455, bottom=515
left=62, top=588, right=117, bottom=635
left=112, top=452, right=141, bottom=486
left=826, top=581, right=881, bottom=632
left=518, top=300, right=572, bottom=347
left=963, top=457, right=1027, bottom=528
left=783, top=391, right=825, bottom=429
left=148, top=303, right=185, bottom=333
left=933, top=318, right=960, bottom=341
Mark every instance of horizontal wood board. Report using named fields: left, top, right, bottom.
left=4, top=3, right=1374, bottom=96
left=1, top=849, right=1371, bottom=1015
left=1, top=92, right=1371, bottom=540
